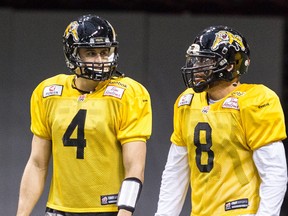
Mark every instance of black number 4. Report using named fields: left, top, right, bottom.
left=62, top=109, right=87, bottom=159
left=194, top=122, right=214, bottom=172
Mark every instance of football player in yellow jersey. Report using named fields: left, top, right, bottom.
left=16, top=14, right=152, bottom=216
left=155, top=26, right=287, bottom=216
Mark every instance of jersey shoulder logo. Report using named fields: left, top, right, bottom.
left=231, top=91, right=246, bottom=97
left=103, top=85, right=125, bottom=99
left=222, top=97, right=239, bottom=110
left=178, top=94, right=193, bottom=107
left=43, top=85, right=63, bottom=98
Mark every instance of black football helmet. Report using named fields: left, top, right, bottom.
left=63, top=14, right=119, bottom=81
left=181, top=25, right=250, bottom=93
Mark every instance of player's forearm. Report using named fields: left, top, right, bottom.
left=117, top=209, right=133, bottom=216
left=118, top=141, right=146, bottom=215
left=255, top=184, right=287, bottom=216
left=253, top=141, right=288, bottom=216
left=155, top=144, right=190, bottom=216
left=16, top=162, right=48, bottom=216
left=122, top=141, right=146, bottom=182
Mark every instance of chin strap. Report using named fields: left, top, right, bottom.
left=117, top=177, right=143, bottom=213
left=115, top=70, right=125, bottom=77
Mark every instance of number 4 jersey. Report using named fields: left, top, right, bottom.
left=30, top=74, right=152, bottom=212
left=171, top=83, right=286, bottom=215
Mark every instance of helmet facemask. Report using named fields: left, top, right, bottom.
left=70, top=45, right=118, bottom=81
left=181, top=45, right=228, bottom=93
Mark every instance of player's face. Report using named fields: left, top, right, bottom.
left=78, top=47, right=111, bottom=72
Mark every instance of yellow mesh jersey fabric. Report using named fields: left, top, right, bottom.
left=30, top=74, right=152, bottom=213
left=171, top=83, right=286, bottom=216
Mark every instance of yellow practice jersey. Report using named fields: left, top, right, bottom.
left=30, top=74, right=152, bottom=213
left=171, top=84, right=286, bottom=216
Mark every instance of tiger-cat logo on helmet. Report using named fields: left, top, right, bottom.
left=211, top=31, right=245, bottom=52
left=64, top=21, right=79, bottom=42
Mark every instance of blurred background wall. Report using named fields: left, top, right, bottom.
left=0, top=1, right=288, bottom=215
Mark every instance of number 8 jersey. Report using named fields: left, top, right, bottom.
left=30, top=74, right=152, bottom=213
left=171, top=83, right=286, bottom=215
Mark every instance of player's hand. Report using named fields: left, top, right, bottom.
left=117, top=209, right=133, bottom=216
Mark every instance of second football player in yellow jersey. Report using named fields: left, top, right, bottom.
left=17, top=15, right=152, bottom=216
left=155, top=26, right=287, bottom=216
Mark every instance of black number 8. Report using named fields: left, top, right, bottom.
left=194, top=122, right=214, bottom=172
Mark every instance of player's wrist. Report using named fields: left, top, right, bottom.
left=117, top=208, right=133, bottom=216
left=117, top=177, right=143, bottom=214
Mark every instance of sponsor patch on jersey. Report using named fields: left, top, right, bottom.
left=225, top=198, right=249, bottom=211
left=222, top=97, right=239, bottom=110
left=43, top=85, right=63, bottom=98
left=101, top=194, right=118, bottom=205
left=104, top=85, right=125, bottom=99
left=178, top=94, right=193, bottom=107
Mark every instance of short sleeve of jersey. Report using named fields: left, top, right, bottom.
left=117, top=79, right=152, bottom=144
left=30, top=81, right=51, bottom=140
left=171, top=88, right=194, bottom=146
left=240, top=85, right=286, bottom=150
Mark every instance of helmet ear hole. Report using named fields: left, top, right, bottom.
left=227, top=64, right=234, bottom=72
left=222, top=47, right=228, bottom=54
